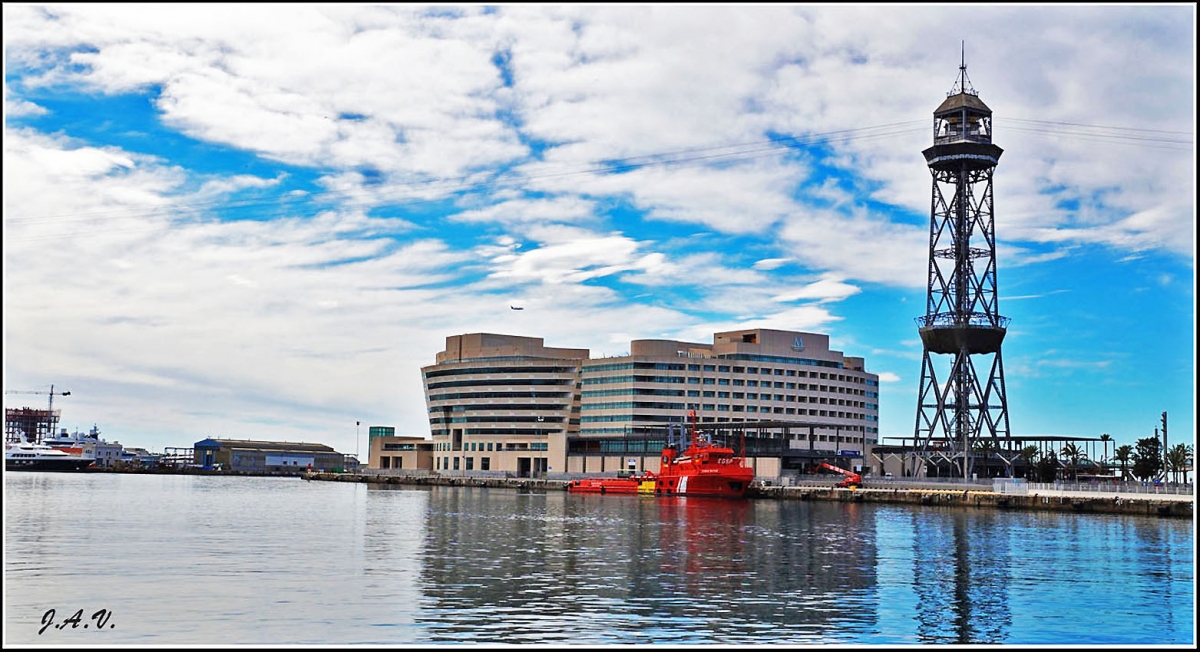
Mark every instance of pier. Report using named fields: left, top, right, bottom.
left=303, top=471, right=1193, bottom=519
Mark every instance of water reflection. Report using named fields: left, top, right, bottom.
left=909, top=509, right=1012, bottom=643
left=413, top=488, right=883, bottom=644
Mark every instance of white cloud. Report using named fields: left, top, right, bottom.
left=772, top=274, right=861, bottom=303
left=3, top=4, right=1192, bottom=448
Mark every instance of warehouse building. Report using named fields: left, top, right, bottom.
left=193, top=438, right=353, bottom=473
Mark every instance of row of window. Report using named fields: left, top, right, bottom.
left=427, top=378, right=574, bottom=390
left=425, top=391, right=574, bottom=401
left=581, top=406, right=868, bottom=421
left=434, top=441, right=550, bottom=452
left=582, top=374, right=869, bottom=393
left=585, top=361, right=854, bottom=374
left=424, top=365, right=580, bottom=379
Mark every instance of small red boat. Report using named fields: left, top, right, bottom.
left=567, top=411, right=755, bottom=498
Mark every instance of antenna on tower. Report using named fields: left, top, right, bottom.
left=950, top=40, right=976, bottom=96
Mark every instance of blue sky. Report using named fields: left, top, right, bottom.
left=3, top=4, right=1194, bottom=458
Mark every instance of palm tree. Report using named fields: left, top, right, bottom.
left=1061, top=443, right=1084, bottom=481
left=1113, top=445, right=1134, bottom=481
left=1018, top=445, right=1040, bottom=479
left=1165, top=443, right=1193, bottom=485
left=1100, top=433, right=1112, bottom=469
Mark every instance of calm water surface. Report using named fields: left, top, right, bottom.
left=3, top=473, right=1194, bottom=645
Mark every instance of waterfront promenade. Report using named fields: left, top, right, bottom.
left=303, top=470, right=1194, bottom=519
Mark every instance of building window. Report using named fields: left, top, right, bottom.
left=466, top=457, right=474, bottom=471
left=481, top=457, right=490, bottom=471
left=703, top=365, right=716, bottom=372
left=453, top=457, right=460, bottom=470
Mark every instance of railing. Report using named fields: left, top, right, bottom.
left=1020, top=481, right=1193, bottom=496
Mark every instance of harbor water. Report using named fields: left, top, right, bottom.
left=3, top=472, right=1194, bottom=646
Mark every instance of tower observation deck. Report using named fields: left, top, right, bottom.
left=912, top=53, right=1014, bottom=479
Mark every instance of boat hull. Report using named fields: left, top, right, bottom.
left=567, top=469, right=753, bottom=498
left=566, top=477, right=656, bottom=494
left=5, top=458, right=95, bottom=472
left=656, top=469, right=754, bottom=498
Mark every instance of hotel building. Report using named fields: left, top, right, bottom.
left=421, top=329, right=880, bottom=481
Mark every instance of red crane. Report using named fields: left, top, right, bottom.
left=818, top=462, right=862, bottom=488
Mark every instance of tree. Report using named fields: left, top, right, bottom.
left=1061, top=443, right=1084, bottom=481
left=1132, top=437, right=1163, bottom=482
left=1018, top=446, right=1040, bottom=479
left=1035, top=450, right=1060, bottom=483
left=1099, top=433, right=1112, bottom=469
left=1165, top=443, right=1193, bottom=485
left=1113, top=445, right=1134, bottom=481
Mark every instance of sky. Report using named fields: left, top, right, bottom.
left=2, top=4, right=1195, bottom=459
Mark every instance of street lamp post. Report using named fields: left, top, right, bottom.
left=356, top=421, right=360, bottom=470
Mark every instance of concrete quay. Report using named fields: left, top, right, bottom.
left=305, top=472, right=1193, bottom=519
left=750, top=485, right=1193, bottom=518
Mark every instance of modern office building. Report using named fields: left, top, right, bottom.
left=423, top=333, right=588, bottom=477
left=421, top=329, right=879, bottom=480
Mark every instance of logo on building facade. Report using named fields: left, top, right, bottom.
left=792, top=336, right=804, bottom=351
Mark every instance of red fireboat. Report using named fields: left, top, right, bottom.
left=566, top=410, right=755, bottom=498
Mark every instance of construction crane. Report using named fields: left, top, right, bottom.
left=818, top=461, right=862, bottom=488
left=5, top=384, right=72, bottom=440
left=5, top=384, right=71, bottom=411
